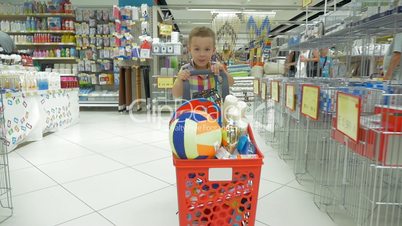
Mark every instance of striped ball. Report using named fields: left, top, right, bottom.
left=170, top=98, right=222, bottom=127
left=170, top=110, right=222, bottom=159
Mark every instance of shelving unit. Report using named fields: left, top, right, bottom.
left=32, top=57, right=77, bottom=60
left=150, top=6, right=182, bottom=111
left=0, top=6, right=78, bottom=73
left=16, top=42, right=76, bottom=46
left=74, top=7, right=118, bottom=108
left=286, top=6, right=402, bottom=51
left=228, top=76, right=255, bottom=116
left=5, top=30, right=75, bottom=34
left=0, top=13, right=75, bottom=19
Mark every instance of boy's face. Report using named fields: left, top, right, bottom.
left=189, top=36, right=215, bottom=69
left=320, top=48, right=329, bottom=56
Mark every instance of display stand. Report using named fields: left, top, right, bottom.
left=75, top=7, right=119, bottom=107
left=0, top=92, right=13, bottom=223
left=151, top=6, right=182, bottom=112
left=3, top=89, right=79, bottom=152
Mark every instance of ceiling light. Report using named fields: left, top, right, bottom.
left=187, top=8, right=214, bottom=11
left=211, top=10, right=242, bottom=14
left=243, top=11, right=277, bottom=16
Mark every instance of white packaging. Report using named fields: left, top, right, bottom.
left=171, top=32, right=180, bottom=43
left=237, top=101, right=248, bottom=118
left=140, top=4, right=149, bottom=18
left=132, top=7, right=139, bottom=20
left=173, top=44, right=182, bottom=55
left=160, top=67, right=168, bottom=76
left=167, top=68, right=175, bottom=76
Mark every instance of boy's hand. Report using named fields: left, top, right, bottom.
left=211, top=62, right=227, bottom=75
left=177, top=69, right=190, bottom=81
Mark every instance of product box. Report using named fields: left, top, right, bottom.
left=47, top=0, right=64, bottom=13
left=48, top=17, right=61, bottom=30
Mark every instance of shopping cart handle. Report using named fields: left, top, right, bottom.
left=189, top=70, right=215, bottom=76
left=183, top=70, right=229, bottom=100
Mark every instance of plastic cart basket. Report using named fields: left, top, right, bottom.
left=173, top=125, right=264, bottom=226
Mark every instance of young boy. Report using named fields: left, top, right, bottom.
left=172, top=27, right=234, bottom=99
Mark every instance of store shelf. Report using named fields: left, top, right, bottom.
left=79, top=101, right=118, bottom=107
left=32, top=57, right=77, bottom=61
left=75, top=34, right=114, bottom=37
left=79, top=70, right=114, bottom=73
left=21, top=88, right=79, bottom=96
left=79, top=93, right=118, bottom=97
left=5, top=30, right=75, bottom=34
left=287, top=6, right=402, bottom=50
left=0, top=13, right=75, bottom=19
left=16, top=42, right=76, bottom=46
left=233, top=77, right=255, bottom=80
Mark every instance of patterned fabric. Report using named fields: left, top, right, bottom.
left=181, top=60, right=216, bottom=98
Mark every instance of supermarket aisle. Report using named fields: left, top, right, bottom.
left=5, top=111, right=337, bottom=226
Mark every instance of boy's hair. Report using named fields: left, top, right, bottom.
left=189, top=27, right=216, bottom=47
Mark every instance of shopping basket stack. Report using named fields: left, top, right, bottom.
left=252, top=78, right=265, bottom=136
left=253, top=77, right=276, bottom=143
left=325, top=83, right=402, bottom=226
left=171, top=97, right=264, bottom=226
left=277, top=78, right=308, bottom=161
left=292, top=79, right=345, bottom=191
left=270, top=78, right=287, bottom=146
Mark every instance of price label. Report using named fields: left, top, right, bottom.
left=157, top=77, right=175, bottom=89
left=271, top=81, right=279, bottom=102
left=286, top=84, right=295, bottom=111
left=256, top=48, right=262, bottom=57
left=336, top=92, right=361, bottom=142
left=301, top=85, right=320, bottom=120
left=249, top=48, right=255, bottom=62
left=302, top=0, right=312, bottom=7
left=160, top=24, right=173, bottom=36
left=253, top=79, right=259, bottom=95
left=261, top=82, right=267, bottom=100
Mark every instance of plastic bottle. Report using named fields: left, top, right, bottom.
left=65, top=48, right=70, bottom=57
left=49, top=49, right=55, bottom=57
left=25, top=17, right=30, bottom=31
left=55, top=48, right=61, bottom=57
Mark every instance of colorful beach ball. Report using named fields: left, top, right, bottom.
left=170, top=98, right=222, bottom=127
left=170, top=110, right=222, bottom=159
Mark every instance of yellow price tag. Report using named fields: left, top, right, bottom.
left=302, top=0, right=312, bottom=7
left=261, top=82, right=266, bottom=100
left=249, top=48, right=255, bottom=62
left=159, top=24, right=173, bottom=36
left=256, top=48, right=262, bottom=57
left=286, top=84, right=295, bottom=111
left=157, top=77, right=175, bottom=89
left=301, top=85, right=320, bottom=120
left=271, top=81, right=279, bottom=102
left=336, top=92, right=361, bottom=142
left=253, top=79, right=259, bottom=95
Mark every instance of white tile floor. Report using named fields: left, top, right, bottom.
left=3, top=111, right=340, bottom=226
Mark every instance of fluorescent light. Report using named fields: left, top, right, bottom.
left=187, top=8, right=213, bottom=11
left=193, top=22, right=212, bottom=25
left=243, top=11, right=276, bottom=16
left=211, top=10, right=242, bottom=14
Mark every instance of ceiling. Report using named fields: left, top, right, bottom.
left=2, top=0, right=347, bottom=49
left=166, top=0, right=310, bottom=32
left=163, top=0, right=339, bottom=49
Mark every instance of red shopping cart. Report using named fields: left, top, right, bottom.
left=173, top=125, right=264, bottom=226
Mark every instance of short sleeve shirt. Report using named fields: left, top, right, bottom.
left=320, top=56, right=332, bottom=78
left=384, top=32, right=402, bottom=80
left=181, top=60, right=216, bottom=98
